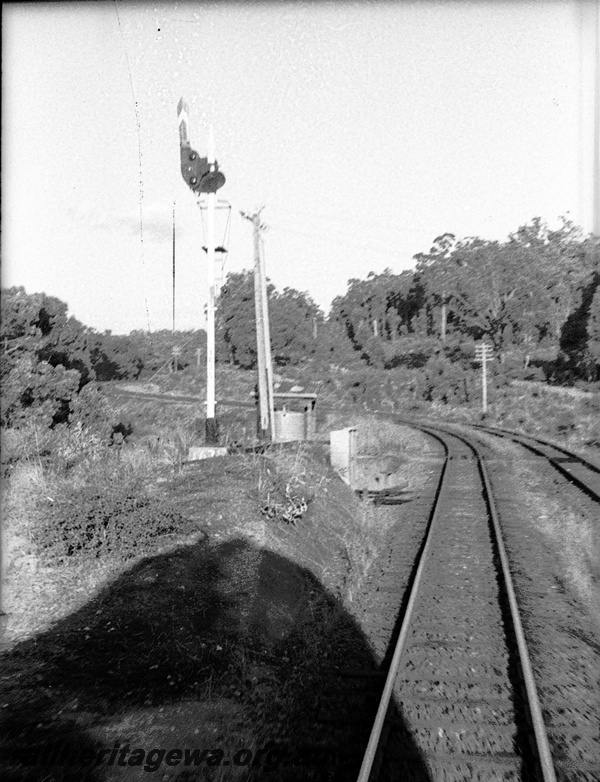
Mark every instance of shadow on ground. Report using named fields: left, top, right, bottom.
left=0, top=537, right=430, bottom=781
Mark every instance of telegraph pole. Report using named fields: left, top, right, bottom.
left=177, top=98, right=225, bottom=445
left=475, top=342, right=493, bottom=414
left=259, top=232, right=275, bottom=436
left=242, top=208, right=274, bottom=440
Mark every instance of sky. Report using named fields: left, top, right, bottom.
left=2, top=0, right=598, bottom=334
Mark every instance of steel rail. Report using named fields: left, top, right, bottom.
left=466, top=424, right=600, bottom=504
left=380, top=412, right=600, bottom=503
left=356, top=422, right=558, bottom=782
left=370, top=409, right=600, bottom=476
left=450, top=428, right=558, bottom=782
left=104, top=387, right=256, bottom=409
left=355, top=431, right=450, bottom=782
left=468, top=422, right=600, bottom=474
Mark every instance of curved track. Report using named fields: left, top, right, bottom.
left=357, top=424, right=559, bottom=782
left=465, top=423, right=600, bottom=504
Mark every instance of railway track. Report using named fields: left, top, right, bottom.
left=351, top=422, right=598, bottom=782
left=465, top=423, right=600, bottom=504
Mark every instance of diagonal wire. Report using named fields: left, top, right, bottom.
left=114, top=0, right=153, bottom=337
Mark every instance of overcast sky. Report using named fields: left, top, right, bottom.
left=2, top=1, right=598, bottom=334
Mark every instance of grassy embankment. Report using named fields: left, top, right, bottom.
left=2, top=377, right=434, bottom=780
left=1, top=362, right=424, bottom=647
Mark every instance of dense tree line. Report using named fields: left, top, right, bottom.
left=2, top=216, right=598, bottom=430
left=329, top=217, right=600, bottom=382
left=215, top=271, right=366, bottom=371
left=0, top=287, right=206, bottom=428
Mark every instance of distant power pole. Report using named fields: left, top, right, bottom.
left=242, top=208, right=274, bottom=440
left=475, top=342, right=494, bottom=414
left=172, top=345, right=181, bottom=373
left=177, top=98, right=226, bottom=445
left=441, top=295, right=447, bottom=342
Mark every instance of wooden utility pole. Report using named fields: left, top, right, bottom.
left=253, top=213, right=269, bottom=438
left=259, top=233, right=276, bottom=435
left=242, top=208, right=274, bottom=440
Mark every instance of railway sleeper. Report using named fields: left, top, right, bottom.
left=387, top=724, right=520, bottom=756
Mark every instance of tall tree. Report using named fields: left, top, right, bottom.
left=268, top=287, right=322, bottom=366
left=216, top=272, right=324, bottom=369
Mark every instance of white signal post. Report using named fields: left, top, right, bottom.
left=205, top=126, right=217, bottom=443
left=177, top=98, right=225, bottom=445
left=475, top=342, right=494, bottom=414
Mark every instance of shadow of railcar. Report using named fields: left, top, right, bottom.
left=0, top=538, right=430, bottom=781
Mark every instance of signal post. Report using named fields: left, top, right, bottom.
left=177, top=98, right=225, bottom=444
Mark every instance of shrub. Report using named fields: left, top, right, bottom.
left=250, top=444, right=330, bottom=525
left=32, top=477, right=184, bottom=564
left=1, top=408, right=115, bottom=479
left=422, top=355, right=474, bottom=405
left=1, top=422, right=55, bottom=473
left=1, top=356, right=81, bottom=428
left=68, top=383, right=116, bottom=442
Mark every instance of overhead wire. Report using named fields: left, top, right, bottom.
left=266, top=220, right=402, bottom=260
left=114, top=0, right=153, bottom=336
left=270, top=204, right=426, bottom=237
